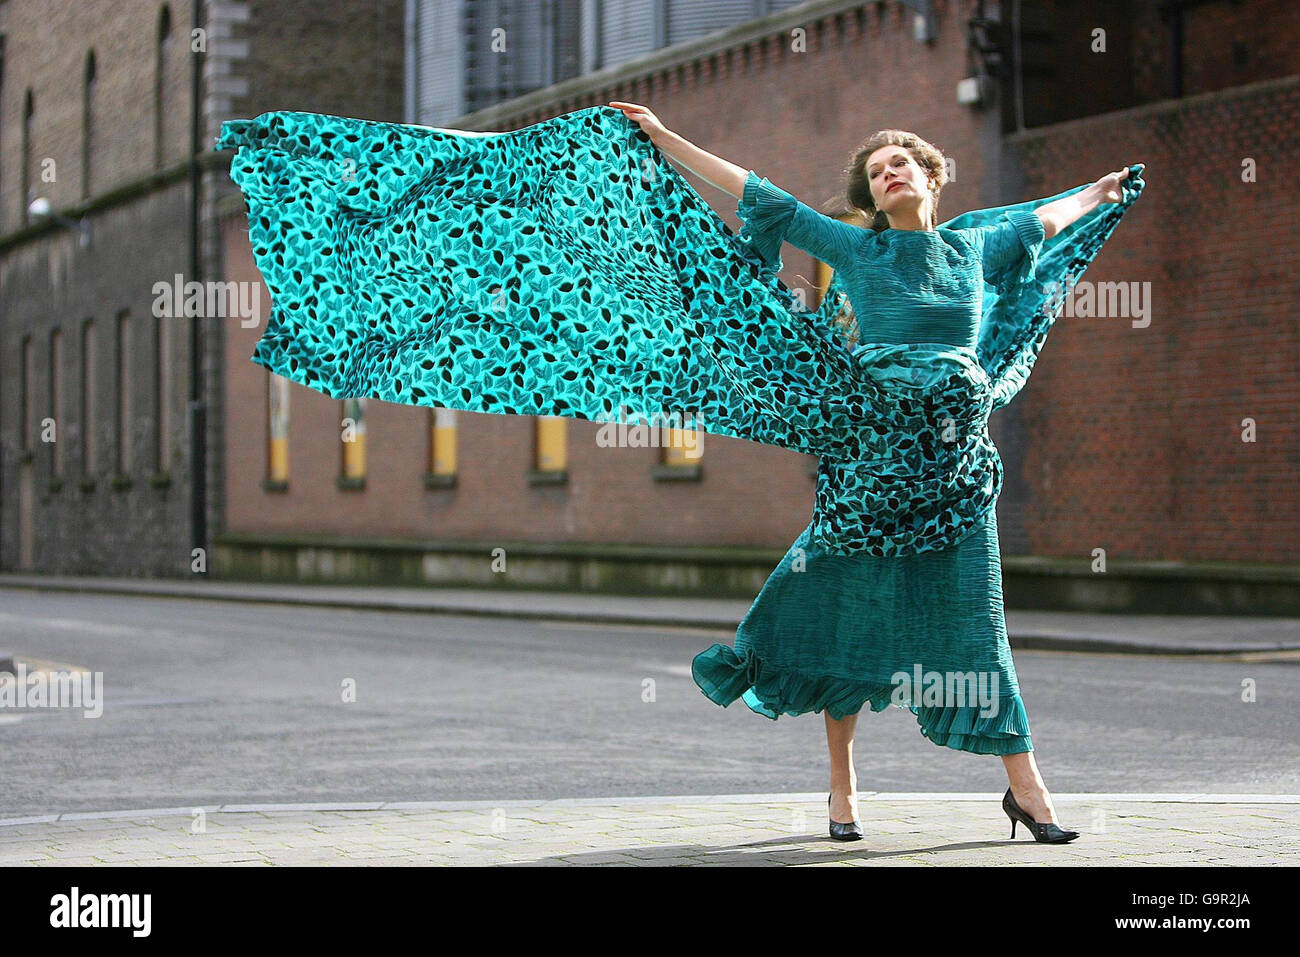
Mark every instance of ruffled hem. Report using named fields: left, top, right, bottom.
left=733, top=170, right=798, bottom=277
left=691, top=643, right=1034, bottom=756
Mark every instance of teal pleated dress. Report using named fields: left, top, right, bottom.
left=692, top=171, right=1047, bottom=755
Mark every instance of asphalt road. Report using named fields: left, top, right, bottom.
left=2, top=587, right=1297, bottom=818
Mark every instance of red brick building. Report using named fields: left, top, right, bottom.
left=219, top=1, right=1300, bottom=602
left=4, top=0, right=1297, bottom=612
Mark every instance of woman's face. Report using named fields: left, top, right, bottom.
left=866, top=146, right=930, bottom=216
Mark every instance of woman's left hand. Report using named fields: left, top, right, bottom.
left=1095, top=164, right=1142, bottom=203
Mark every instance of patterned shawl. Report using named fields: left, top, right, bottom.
left=216, top=106, right=1145, bottom=555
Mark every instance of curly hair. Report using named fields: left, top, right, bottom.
left=843, top=129, right=949, bottom=231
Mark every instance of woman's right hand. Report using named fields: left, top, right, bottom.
left=608, top=101, right=669, bottom=141
left=607, top=102, right=746, bottom=198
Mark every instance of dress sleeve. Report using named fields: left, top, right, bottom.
left=942, top=165, right=1146, bottom=411
left=736, top=170, right=865, bottom=274
left=962, top=209, right=1047, bottom=292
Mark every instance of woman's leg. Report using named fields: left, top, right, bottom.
left=825, top=710, right=860, bottom=823
left=1001, top=751, right=1063, bottom=824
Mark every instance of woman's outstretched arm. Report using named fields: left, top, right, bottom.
left=609, top=101, right=748, bottom=197
left=1033, top=164, right=1142, bottom=239
left=609, top=101, right=866, bottom=273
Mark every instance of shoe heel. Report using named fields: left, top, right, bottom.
left=827, top=792, right=863, bottom=842
left=1001, top=787, right=1079, bottom=844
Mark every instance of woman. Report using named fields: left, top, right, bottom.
left=217, top=102, right=1142, bottom=847
left=611, top=100, right=1139, bottom=844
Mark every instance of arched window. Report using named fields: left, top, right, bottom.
left=155, top=5, right=172, bottom=168
left=20, top=335, right=35, bottom=454
left=154, top=311, right=172, bottom=476
left=21, top=89, right=33, bottom=224
left=115, top=310, right=132, bottom=477
left=81, top=317, right=97, bottom=482
left=49, top=327, right=63, bottom=480
left=83, top=51, right=96, bottom=199
left=0, top=34, right=7, bottom=223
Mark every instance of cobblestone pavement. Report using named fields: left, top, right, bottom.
left=2, top=793, right=1296, bottom=866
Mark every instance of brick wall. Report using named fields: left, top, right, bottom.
left=0, top=0, right=405, bottom=574
left=1005, top=75, right=1299, bottom=562
left=0, top=0, right=192, bottom=235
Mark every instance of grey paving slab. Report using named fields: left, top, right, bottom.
left=1, top=793, right=1296, bottom=867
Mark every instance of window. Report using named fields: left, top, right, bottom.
left=425, top=406, right=457, bottom=488
left=264, top=372, right=289, bottom=491
left=83, top=51, right=96, bottom=199
left=155, top=5, right=172, bottom=167
left=154, top=312, right=171, bottom=474
left=813, top=232, right=861, bottom=352
left=338, top=397, right=366, bottom=489
left=81, top=318, right=96, bottom=481
left=21, top=89, right=33, bottom=225
left=20, top=334, right=33, bottom=454
left=529, top=415, right=567, bottom=485
left=115, top=310, right=131, bottom=476
left=651, top=409, right=703, bottom=481
left=49, top=327, right=63, bottom=479
left=0, top=35, right=7, bottom=222
left=660, top=419, right=701, bottom=467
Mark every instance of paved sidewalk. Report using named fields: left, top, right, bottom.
left=2, top=574, right=1298, bottom=655
left=2, top=794, right=1296, bottom=866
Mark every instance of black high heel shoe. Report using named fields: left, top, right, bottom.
left=828, top=793, right=863, bottom=841
left=1002, top=787, right=1079, bottom=844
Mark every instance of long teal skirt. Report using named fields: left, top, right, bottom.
left=692, top=504, right=1034, bottom=755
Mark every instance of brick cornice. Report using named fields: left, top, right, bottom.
left=1006, top=73, right=1300, bottom=144
left=443, top=0, right=919, bottom=131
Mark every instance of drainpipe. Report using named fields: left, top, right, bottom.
left=406, top=0, right=418, bottom=124
left=188, top=0, right=207, bottom=574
